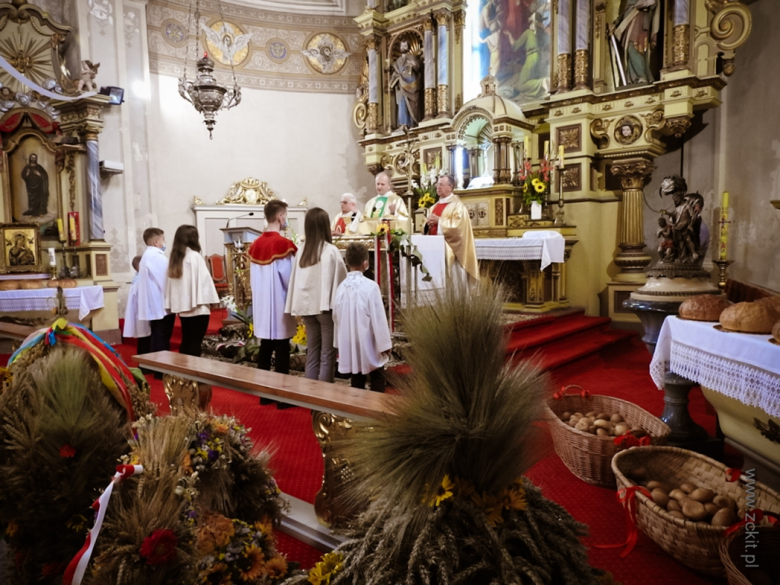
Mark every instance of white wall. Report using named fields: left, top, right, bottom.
left=146, top=72, right=373, bottom=246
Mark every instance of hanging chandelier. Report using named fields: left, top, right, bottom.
left=178, top=0, right=241, bottom=139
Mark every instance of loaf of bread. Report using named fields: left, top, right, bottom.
left=19, top=280, right=45, bottom=290
left=773, top=320, right=780, bottom=343
left=47, top=278, right=78, bottom=289
left=679, top=294, right=730, bottom=321
left=0, top=280, right=20, bottom=291
left=719, top=302, right=780, bottom=334
left=756, top=296, right=780, bottom=313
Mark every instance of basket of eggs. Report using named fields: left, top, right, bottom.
left=612, top=446, right=780, bottom=577
left=545, top=385, right=671, bottom=488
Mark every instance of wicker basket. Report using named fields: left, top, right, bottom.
left=545, top=386, right=671, bottom=488
left=612, top=446, right=780, bottom=577
left=720, top=526, right=780, bottom=585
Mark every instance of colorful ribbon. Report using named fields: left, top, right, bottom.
left=595, top=486, right=652, bottom=557
left=613, top=433, right=651, bottom=449
left=62, top=465, right=143, bottom=585
left=9, top=318, right=136, bottom=421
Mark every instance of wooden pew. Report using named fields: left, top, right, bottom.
left=133, top=350, right=400, bottom=551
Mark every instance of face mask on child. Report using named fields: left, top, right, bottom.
left=161, top=244, right=167, bottom=252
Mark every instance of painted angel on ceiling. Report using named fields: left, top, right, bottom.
left=302, top=36, right=351, bottom=75
left=199, top=21, right=253, bottom=65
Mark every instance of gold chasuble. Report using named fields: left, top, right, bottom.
left=438, top=195, right=479, bottom=284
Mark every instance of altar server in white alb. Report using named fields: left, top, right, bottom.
left=333, top=242, right=392, bottom=392
left=331, top=192, right=363, bottom=236
left=137, top=227, right=174, bottom=355
left=123, top=255, right=151, bottom=354
left=164, top=225, right=219, bottom=357
left=248, top=199, right=298, bottom=374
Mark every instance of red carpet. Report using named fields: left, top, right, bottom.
left=5, top=313, right=731, bottom=581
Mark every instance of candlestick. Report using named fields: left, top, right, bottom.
left=559, top=145, right=565, bottom=168
left=713, top=259, right=733, bottom=292
left=719, top=192, right=729, bottom=261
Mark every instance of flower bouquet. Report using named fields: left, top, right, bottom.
left=517, top=157, right=553, bottom=208
left=413, top=162, right=441, bottom=210
left=221, top=295, right=253, bottom=340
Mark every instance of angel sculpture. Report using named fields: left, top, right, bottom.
left=302, top=37, right=351, bottom=75
left=199, top=21, right=252, bottom=65
left=77, top=61, right=99, bottom=92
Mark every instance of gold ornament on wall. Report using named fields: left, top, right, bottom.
left=216, top=178, right=275, bottom=205
left=302, top=33, right=351, bottom=75
left=613, top=115, right=642, bottom=146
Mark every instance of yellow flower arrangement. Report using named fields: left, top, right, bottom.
left=291, top=323, right=307, bottom=347
left=532, top=178, right=546, bottom=193
left=239, top=546, right=266, bottom=581
left=418, top=193, right=436, bottom=209
left=308, top=552, right=344, bottom=585
left=429, top=474, right=455, bottom=507
left=375, top=223, right=390, bottom=236
left=265, top=555, right=288, bottom=579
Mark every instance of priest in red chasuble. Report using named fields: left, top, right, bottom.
left=424, top=174, right=480, bottom=285
left=248, top=199, right=298, bottom=374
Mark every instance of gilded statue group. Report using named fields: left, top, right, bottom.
left=656, top=176, right=708, bottom=265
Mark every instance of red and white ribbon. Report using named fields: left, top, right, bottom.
left=63, top=465, right=143, bottom=585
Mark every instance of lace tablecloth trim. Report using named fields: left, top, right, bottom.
left=668, top=341, right=780, bottom=419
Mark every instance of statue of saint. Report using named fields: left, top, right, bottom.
left=21, top=153, right=50, bottom=217
left=503, top=11, right=550, bottom=101
left=390, top=40, right=422, bottom=128
left=614, top=0, right=660, bottom=85
left=657, top=176, right=709, bottom=265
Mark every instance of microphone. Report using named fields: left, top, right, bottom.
left=225, top=211, right=255, bottom=229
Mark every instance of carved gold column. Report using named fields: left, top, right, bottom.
left=312, top=411, right=364, bottom=528
left=574, top=50, right=589, bottom=89
left=573, top=0, right=590, bottom=90
left=556, top=0, right=572, bottom=92
left=557, top=54, right=572, bottom=92
left=366, top=35, right=380, bottom=133
left=672, top=25, right=690, bottom=68
left=435, top=10, right=451, bottom=117
left=423, top=19, right=436, bottom=120
left=610, top=158, right=655, bottom=282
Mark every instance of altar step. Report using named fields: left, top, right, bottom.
left=506, top=310, right=637, bottom=372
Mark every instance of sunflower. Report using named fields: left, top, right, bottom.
left=265, top=556, right=288, bottom=579
left=238, top=546, right=266, bottom=581
left=375, top=224, right=390, bottom=236
left=532, top=178, right=546, bottom=193
left=499, top=485, right=527, bottom=511
left=452, top=476, right=475, bottom=498
left=429, top=474, right=454, bottom=507
left=308, top=552, right=344, bottom=584
left=471, top=492, right=503, bottom=527
left=418, top=193, right=436, bottom=208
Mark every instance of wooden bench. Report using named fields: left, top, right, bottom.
left=133, top=350, right=400, bottom=551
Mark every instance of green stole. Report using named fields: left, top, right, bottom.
left=372, top=196, right=389, bottom=218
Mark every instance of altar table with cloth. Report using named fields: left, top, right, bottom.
left=0, top=285, right=104, bottom=321
left=650, top=316, right=780, bottom=477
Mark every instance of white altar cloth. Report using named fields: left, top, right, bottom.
left=0, top=286, right=104, bottom=320
left=474, top=233, right=565, bottom=270
left=650, top=316, right=780, bottom=418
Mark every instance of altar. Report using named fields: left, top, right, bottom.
left=650, top=316, right=780, bottom=488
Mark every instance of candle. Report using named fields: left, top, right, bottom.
left=48, top=247, right=56, bottom=267
left=57, top=218, right=66, bottom=242
left=524, top=136, right=530, bottom=157
left=719, top=191, right=729, bottom=261
left=543, top=140, right=549, bottom=160
left=559, top=145, right=565, bottom=167
left=69, top=216, right=76, bottom=243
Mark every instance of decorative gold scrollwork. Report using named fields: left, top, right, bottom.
left=216, top=178, right=275, bottom=205
left=710, top=1, right=752, bottom=52
left=590, top=117, right=613, bottom=148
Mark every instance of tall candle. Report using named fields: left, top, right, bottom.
left=543, top=140, right=549, bottom=160
left=57, top=218, right=66, bottom=242
left=559, top=145, right=565, bottom=167
left=719, top=191, right=729, bottom=260
left=524, top=136, right=530, bottom=156
left=48, top=247, right=56, bottom=267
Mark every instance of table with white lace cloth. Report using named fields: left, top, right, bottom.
left=649, top=316, right=780, bottom=419
left=0, top=285, right=104, bottom=320
left=474, top=233, right=565, bottom=270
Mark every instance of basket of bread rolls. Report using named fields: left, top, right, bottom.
left=545, top=385, right=671, bottom=488
left=719, top=525, right=780, bottom=585
left=612, top=446, right=780, bottom=577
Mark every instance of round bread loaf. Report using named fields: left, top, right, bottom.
left=0, top=280, right=20, bottom=291
left=47, top=278, right=78, bottom=289
left=19, top=280, right=45, bottom=290
left=679, top=294, right=730, bottom=321
left=773, top=320, right=780, bottom=343
left=719, top=302, right=780, bottom=334
left=756, top=296, right=780, bottom=313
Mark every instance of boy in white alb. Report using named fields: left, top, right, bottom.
left=123, top=255, right=151, bottom=354
left=137, top=227, right=174, bottom=356
left=248, top=200, right=298, bottom=374
left=333, top=242, right=392, bottom=392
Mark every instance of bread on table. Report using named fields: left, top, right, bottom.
left=772, top=320, right=780, bottom=343
left=19, top=280, right=45, bottom=290
left=756, top=296, right=780, bottom=313
left=47, top=278, right=78, bottom=289
left=0, top=280, right=20, bottom=291
left=678, top=294, right=730, bottom=322
left=719, top=302, right=780, bottom=334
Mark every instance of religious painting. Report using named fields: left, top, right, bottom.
left=0, top=223, right=42, bottom=274
left=302, top=33, right=351, bottom=75
left=474, top=0, right=552, bottom=105
left=4, top=132, right=62, bottom=240
left=201, top=20, right=252, bottom=66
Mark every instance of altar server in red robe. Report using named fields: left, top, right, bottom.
left=248, top=199, right=298, bottom=374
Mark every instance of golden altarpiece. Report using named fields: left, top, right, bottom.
left=0, top=1, right=120, bottom=342
left=352, top=0, right=752, bottom=318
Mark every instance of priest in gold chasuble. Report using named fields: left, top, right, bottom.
left=425, top=174, right=479, bottom=285
left=364, top=171, right=409, bottom=220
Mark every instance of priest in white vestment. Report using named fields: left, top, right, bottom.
left=424, top=174, right=480, bottom=286
left=331, top=193, right=363, bottom=236
left=249, top=200, right=298, bottom=375
left=364, top=171, right=409, bottom=220
left=333, top=242, right=392, bottom=392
